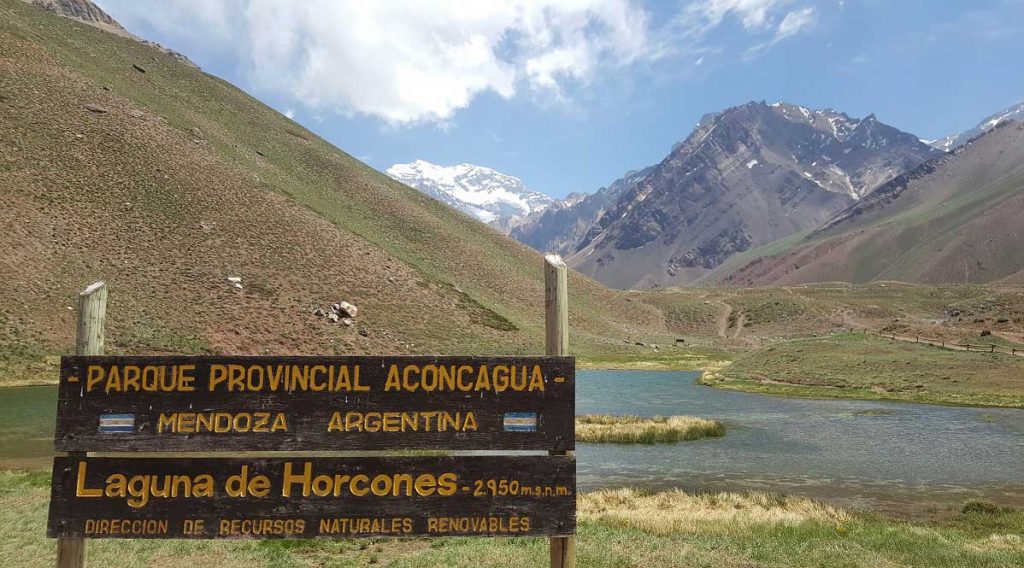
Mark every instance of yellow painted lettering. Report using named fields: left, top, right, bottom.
left=327, top=412, right=343, bottom=432
left=384, top=365, right=400, bottom=391
left=282, top=462, right=312, bottom=497
left=209, top=365, right=228, bottom=391
left=75, top=461, right=102, bottom=497
left=86, top=365, right=104, bottom=391
left=529, top=365, right=545, bottom=391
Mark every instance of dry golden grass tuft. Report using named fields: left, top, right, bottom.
left=575, top=414, right=725, bottom=443
left=579, top=488, right=849, bottom=533
left=969, top=534, right=1024, bottom=553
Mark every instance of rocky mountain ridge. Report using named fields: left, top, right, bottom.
left=926, top=100, right=1024, bottom=152
left=26, top=0, right=124, bottom=32
left=561, top=100, right=940, bottom=288
left=23, top=0, right=198, bottom=67
left=510, top=166, right=653, bottom=255
left=723, top=120, right=1024, bottom=285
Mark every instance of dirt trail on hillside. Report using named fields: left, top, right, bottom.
left=715, top=302, right=733, bottom=338
left=732, top=312, right=746, bottom=339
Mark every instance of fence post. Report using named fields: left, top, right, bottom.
left=57, top=282, right=106, bottom=568
left=544, top=255, right=575, bottom=568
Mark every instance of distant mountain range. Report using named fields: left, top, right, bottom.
left=557, top=101, right=941, bottom=288
left=510, top=167, right=653, bottom=256
left=725, top=120, right=1024, bottom=285
left=392, top=99, right=1023, bottom=289
left=386, top=160, right=553, bottom=225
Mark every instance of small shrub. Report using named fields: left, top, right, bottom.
left=962, top=499, right=1001, bottom=515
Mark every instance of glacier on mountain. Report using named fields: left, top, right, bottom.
left=386, top=160, right=553, bottom=224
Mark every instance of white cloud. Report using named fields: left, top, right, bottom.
left=682, top=0, right=786, bottom=32
left=101, top=0, right=654, bottom=125
left=676, top=0, right=817, bottom=46
left=98, top=0, right=818, bottom=125
left=737, top=5, right=817, bottom=57
left=775, top=7, right=816, bottom=41
left=284, top=108, right=295, bottom=119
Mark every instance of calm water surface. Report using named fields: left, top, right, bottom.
left=577, top=370, right=1024, bottom=512
left=3, top=370, right=1022, bottom=512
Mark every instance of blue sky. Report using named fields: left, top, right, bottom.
left=96, top=0, right=1024, bottom=199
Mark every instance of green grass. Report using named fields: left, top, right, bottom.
left=3, top=471, right=1022, bottom=567
left=576, top=415, right=725, bottom=444
left=120, top=321, right=212, bottom=354
left=707, top=332, right=1024, bottom=407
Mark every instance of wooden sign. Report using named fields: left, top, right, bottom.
left=51, top=262, right=577, bottom=566
left=47, top=455, right=575, bottom=539
left=55, top=355, right=575, bottom=452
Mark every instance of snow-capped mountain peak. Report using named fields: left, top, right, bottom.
left=927, top=100, right=1024, bottom=152
left=386, top=160, right=553, bottom=224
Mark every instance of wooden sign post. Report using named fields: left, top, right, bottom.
left=56, top=281, right=106, bottom=568
left=48, top=269, right=577, bottom=565
left=545, top=254, right=576, bottom=568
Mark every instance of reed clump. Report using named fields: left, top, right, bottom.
left=579, top=488, right=849, bottom=533
left=575, top=414, right=725, bottom=444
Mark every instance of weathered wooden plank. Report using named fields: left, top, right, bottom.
left=544, top=255, right=576, bottom=568
left=544, top=255, right=569, bottom=358
left=55, top=355, right=574, bottom=452
left=47, top=456, right=575, bottom=539
left=58, top=281, right=106, bottom=568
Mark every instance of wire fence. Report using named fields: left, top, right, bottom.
left=869, top=330, right=1022, bottom=357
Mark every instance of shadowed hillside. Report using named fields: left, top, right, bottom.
left=0, top=0, right=665, bottom=382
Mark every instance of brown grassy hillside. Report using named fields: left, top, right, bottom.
left=0, top=0, right=666, bottom=383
